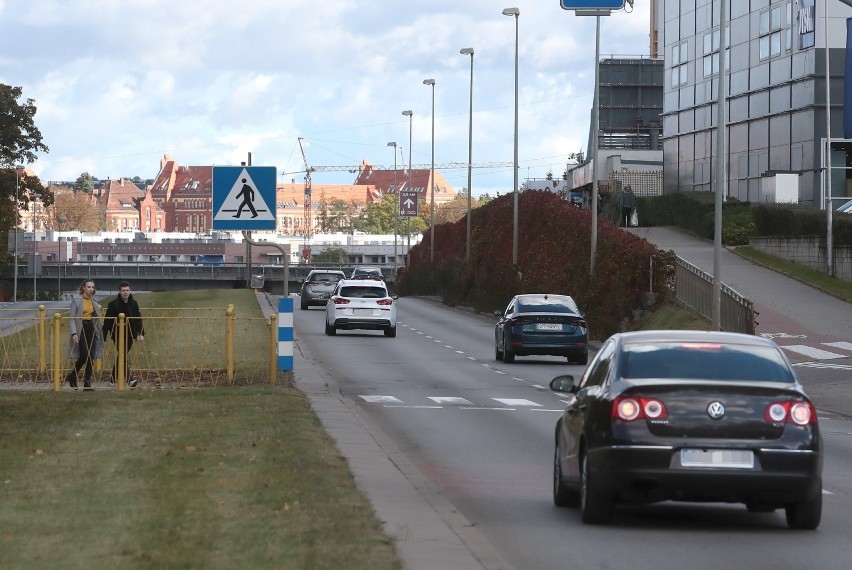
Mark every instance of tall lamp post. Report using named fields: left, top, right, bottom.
left=58, top=215, right=67, bottom=296
left=387, top=141, right=398, bottom=279
left=503, top=7, right=520, bottom=267
left=460, top=47, right=475, bottom=260
left=13, top=165, right=24, bottom=303
left=402, top=110, right=413, bottom=262
left=32, top=198, right=38, bottom=301
left=423, top=78, right=436, bottom=263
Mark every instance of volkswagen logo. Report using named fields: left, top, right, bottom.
left=707, top=401, right=726, bottom=419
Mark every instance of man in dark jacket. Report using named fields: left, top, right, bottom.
left=102, top=281, right=145, bottom=387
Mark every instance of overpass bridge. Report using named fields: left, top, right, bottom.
left=2, top=262, right=399, bottom=298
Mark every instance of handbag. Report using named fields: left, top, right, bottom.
left=630, top=210, right=639, bottom=227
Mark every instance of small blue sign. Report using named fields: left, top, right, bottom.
left=212, top=166, right=277, bottom=230
left=560, top=0, right=625, bottom=9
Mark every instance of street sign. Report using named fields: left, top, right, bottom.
left=560, top=0, right=625, bottom=9
left=399, top=190, right=419, bottom=217
left=212, top=166, right=277, bottom=230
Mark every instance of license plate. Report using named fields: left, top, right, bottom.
left=680, top=449, right=754, bottom=469
left=536, top=323, right=561, bottom=331
left=353, top=308, right=373, bottom=315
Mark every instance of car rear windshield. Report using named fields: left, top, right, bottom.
left=620, top=342, right=795, bottom=383
left=518, top=298, right=579, bottom=314
left=311, top=273, right=343, bottom=282
left=340, top=286, right=387, bottom=299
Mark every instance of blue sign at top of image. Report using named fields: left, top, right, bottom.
left=560, top=0, right=625, bottom=9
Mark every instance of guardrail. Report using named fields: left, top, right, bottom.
left=673, top=256, right=757, bottom=334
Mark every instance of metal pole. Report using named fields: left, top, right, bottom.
left=388, top=142, right=398, bottom=278
left=461, top=48, right=474, bottom=260
left=506, top=9, right=520, bottom=267
left=590, top=16, right=601, bottom=275
left=13, top=167, right=21, bottom=302
left=825, top=0, right=834, bottom=276
left=423, top=79, right=436, bottom=263
left=712, top=0, right=728, bottom=330
left=403, top=110, right=413, bottom=263
left=33, top=200, right=37, bottom=301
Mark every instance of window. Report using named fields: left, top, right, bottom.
left=672, top=42, right=688, bottom=87
left=759, top=5, right=785, bottom=61
left=701, top=26, right=729, bottom=78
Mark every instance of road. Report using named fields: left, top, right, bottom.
left=293, top=297, right=852, bottom=570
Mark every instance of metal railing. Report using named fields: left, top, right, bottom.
left=673, top=256, right=757, bottom=335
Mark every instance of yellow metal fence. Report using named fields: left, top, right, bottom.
left=0, top=305, right=279, bottom=390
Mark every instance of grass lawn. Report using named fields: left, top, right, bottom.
left=0, top=289, right=401, bottom=569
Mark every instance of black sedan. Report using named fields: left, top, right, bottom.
left=495, top=294, right=588, bottom=364
left=550, top=330, right=822, bottom=529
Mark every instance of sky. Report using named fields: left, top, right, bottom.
left=0, top=0, right=652, bottom=198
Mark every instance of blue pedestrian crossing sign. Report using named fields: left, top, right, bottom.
left=212, top=166, right=277, bottom=230
left=560, top=0, right=625, bottom=9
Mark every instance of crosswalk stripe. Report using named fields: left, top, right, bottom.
left=781, top=345, right=846, bottom=360
left=823, top=341, right=852, bottom=351
left=359, top=395, right=404, bottom=404
left=492, top=398, right=542, bottom=407
left=794, top=361, right=852, bottom=371
left=429, top=397, right=473, bottom=405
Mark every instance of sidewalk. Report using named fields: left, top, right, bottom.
left=630, top=227, right=852, bottom=417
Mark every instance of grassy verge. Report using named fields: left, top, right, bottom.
left=733, top=245, right=852, bottom=303
left=0, top=386, right=401, bottom=570
left=640, top=299, right=712, bottom=331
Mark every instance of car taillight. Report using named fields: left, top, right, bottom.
left=376, top=298, right=393, bottom=305
left=764, top=401, right=815, bottom=425
left=305, top=281, right=318, bottom=286
left=332, top=297, right=350, bottom=305
left=613, top=397, right=667, bottom=421
left=507, top=317, right=530, bottom=327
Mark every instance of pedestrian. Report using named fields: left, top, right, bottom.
left=619, top=184, right=637, bottom=228
left=102, top=281, right=145, bottom=388
left=65, top=279, right=104, bottom=390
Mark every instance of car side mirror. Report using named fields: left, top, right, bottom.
left=493, top=310, right=502, bottom=318
left=391, top=294, right=399, bottom=300
left=549, top=375, right=577, bottom=394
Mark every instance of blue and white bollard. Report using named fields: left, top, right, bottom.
left=278, top=296, right=294, bottom=370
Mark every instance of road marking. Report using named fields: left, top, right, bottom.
left=794, top=361, right=852, bottom=370
left=824, top=341, right=852, bottom=351
left=466, top=356, right=478, bottom=361
left=493, top=398, right=542, bottom=407
left=429, top=397, right=473, bottom=405
left=385, top=405, right=443, bottom=409
left=494, top=370, right=508, bottom=375
left=531, top=409, right=565, bottom=412
left=461, top=407, right=516, bottom=411
left=444, top=345, right=453, bottom=349
left=781, top=345, right=846, bottom=360
left=359, top=395, right=404, bottom=404
left=455, top=350, right=465, bottom=354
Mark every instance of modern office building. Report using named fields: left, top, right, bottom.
left=656, top=0, right=852, bottom=206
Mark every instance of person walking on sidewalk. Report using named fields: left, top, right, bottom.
left=66, top=279, right=104, bottom=390
left=102, top=281, right=145, bottom=388
left=619, top=184, right=637, bottom=227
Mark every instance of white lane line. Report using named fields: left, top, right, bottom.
left=385, top=405, right=443, bottom=409
left=794, top=361, right=852, bottom=370
left=532, top=384, right=547, bottom=390
left=512, top=377, right=525, bottom=382
left=823, top=489, right=833, bottom=495
left=444, top=345, right=453, bottom=349
left=429, top=397, right=474, bottom=405
left=493, top=398, right=542, bottom=407
left=455, top=350, right=465, bottom=354
left=434, top=339, right=442, bottom=343
left=417, top=331, right=424, bottom=335
left=494, top=370, right=508, bottom=375
left=425, top=335, right=432, bottom=339
left=531, top=409, right=566, bottom=412
left=781, top=345, right=846, bottom=360
left=466, top=356, right=478, bottom=361
left=461, top=407, right=516, bottom=411
left=360, top=395, right=404, bottom=404
left=824, top=341, right=852, bottom=351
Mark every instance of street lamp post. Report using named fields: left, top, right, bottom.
left=402, top=110, right=413, bottom=263
left=32, top=198, right=38, bottom=301
left=58, top=215, right=66, bottom=296
left=13, top=165, right=24, bottom=302
left=387, top=141, right=398, bottom=279
left=460, top=47, right=474, bottom=260
left=503, top=7, right=520, bottom=267
left=423, top=78, right=436, bottom=263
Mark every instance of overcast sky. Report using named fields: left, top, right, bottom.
left=0, top=0, right=652, bottom=197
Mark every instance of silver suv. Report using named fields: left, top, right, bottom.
left=300, top=270, right=346, bottom=310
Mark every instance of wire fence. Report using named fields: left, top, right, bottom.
left=0, top=305, right=279, bottom=389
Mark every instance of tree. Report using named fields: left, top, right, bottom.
left=48, top=190, right=100, bottom=232
left=319, top=198, right=359, bottom=233
left=312, top=247, right=348, bottom=264
left=74, top=172, right=95, bottom=194
left=1, top=84, right=50, bottom=254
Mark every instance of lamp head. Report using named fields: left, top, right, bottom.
left=502, top=7, right=519, bottom=16
left=460, top=47, right=474, bottom=56
left=423, top=78, right=435, bottom=86
left=402, top=110, right=413, bottom=117
left=387, top=142, right=397, bottom=147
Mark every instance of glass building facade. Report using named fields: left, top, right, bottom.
left=658, top=0, right=852, bottom=206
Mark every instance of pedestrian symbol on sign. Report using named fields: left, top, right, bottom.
left=234, top=178, right=259, bottom=218
left=213, top=167, right=276, bottom=224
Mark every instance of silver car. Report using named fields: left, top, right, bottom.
left=300, top=270, right=346, bottom=310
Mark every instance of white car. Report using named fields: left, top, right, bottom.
left=325, top=279, right=398, bottom=337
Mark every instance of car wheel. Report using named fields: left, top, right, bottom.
left=502, top=337, right=515, bottom=363
left=300, top=298, right=309, bottom=310
left=384, top=326, right=397, bottom=338
left=580, top=452, right=612, bottom=524
left=785, top=488, right=822, bottom=530
left=495, top=333, right=504, bottom=361
left=324, top=320, right=337, bottom=336
left=553, top=437, right=578, bottom=507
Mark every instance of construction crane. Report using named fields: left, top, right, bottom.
left=282, top=161, right=513, bottom=176
left=297, top=137, right=315, bottom=247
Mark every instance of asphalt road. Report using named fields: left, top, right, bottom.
left=291, top=297, right=852, bottom=570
